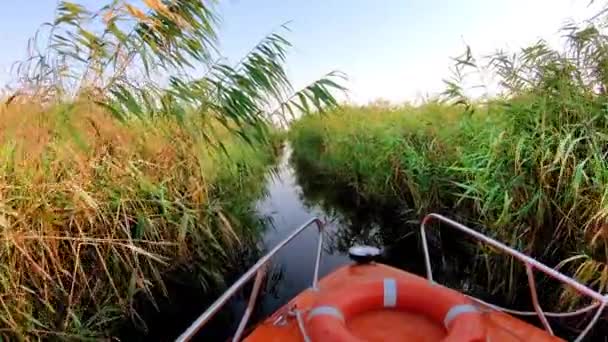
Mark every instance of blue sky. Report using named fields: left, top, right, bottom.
left=0, top=0, right=601, bottom=103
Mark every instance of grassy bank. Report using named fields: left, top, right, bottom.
left=0, top=102, right=279, bottom=339
left=290, top=100, right=608, bottom=305
left=290, top=19, right=608, bottom=304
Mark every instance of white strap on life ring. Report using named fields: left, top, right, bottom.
left=444, top=304, right=479, bottom=328
left=383, top=278, right=397, bottom=308
left=308, top=305, right=345, bottom=322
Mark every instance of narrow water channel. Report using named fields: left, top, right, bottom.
left=254, top=146, right=440, bottom=315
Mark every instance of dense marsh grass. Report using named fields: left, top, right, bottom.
left=290, top=12, right=608, bottom=306
left=0, top=102, right=280, bottom=339
left=289, top=99, right=608, bottom=306
left=290, top=103, right=461, bottom=211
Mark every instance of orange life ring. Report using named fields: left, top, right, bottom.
left=306, top=278, right=486, bottom=342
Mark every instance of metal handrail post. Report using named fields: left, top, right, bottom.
left=525, top=264, right=553, bottom=335
left=312, top=220, right=325, bottom=290
left=419, top=222, right=434, bottom=283
left=232, top=266, right=267, bottom=342
left=176, top=217, right=324, bottom=342
left=575, top=300, right=608, bottom=342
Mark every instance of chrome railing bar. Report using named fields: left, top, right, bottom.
left=312, top=220, right=324, bottom=290
left=176, top=217, right=325, bottom=342
left=420, top=213, right=606, bottom=303
left=421, top=213, right=608, bottom=340
left=419, top=221, right=434, bottom=283
left=466, top=294, right=601, bottom=317
left=575, top=300, right=608, bottom=342
left=232, top=266, right=267, bottom=342
left=525, top=264, right=553, bottom=335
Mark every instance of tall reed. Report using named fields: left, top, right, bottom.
left=0, top=102, right=279, bottom=338
left=290, top=8, right=608, bottom=307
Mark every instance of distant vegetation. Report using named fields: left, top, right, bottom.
left=1, top=0, right=341, bottom=339
left=290, top=7, right=608, bottom=307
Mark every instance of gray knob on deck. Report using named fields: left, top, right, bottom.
left=348, top=245, right=382, bottom=264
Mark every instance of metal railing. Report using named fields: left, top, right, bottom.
left=176, top=217, right=325, bottom=342
left=420, top=213, right=608, bottom=342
